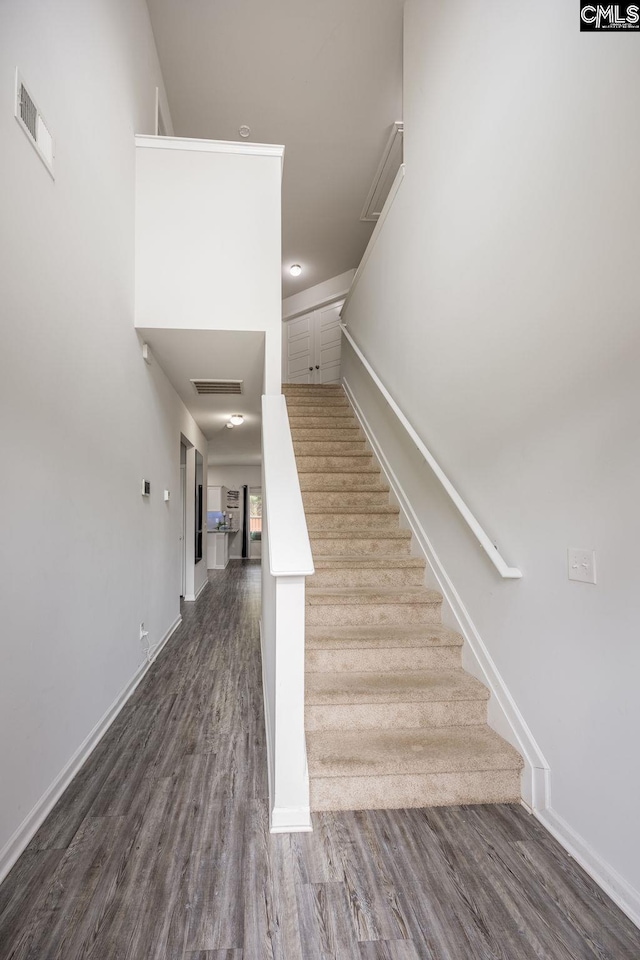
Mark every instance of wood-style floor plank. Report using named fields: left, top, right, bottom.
left=295, top=881, right=361, bottom=960
left=358, top=940, right=423, bottom=960
left=0, top=561, right=638, bottom=960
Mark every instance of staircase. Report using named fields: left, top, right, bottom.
left=284, top=382, right=523, bottom=812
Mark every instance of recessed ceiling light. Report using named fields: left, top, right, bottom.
left=229, top=414, right=244, bottom=426
left=239, top=125, right=251, bottom=138
left=226, top=422, right=234, bottom=429
left=290, top=264, right=302, bottom=277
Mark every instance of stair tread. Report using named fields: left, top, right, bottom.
left=309, top=529, right=411, bottom=539
left=307, top=725, right=523, bottom=778
left=306, top=586, right=440, bottom=605
left=306, top=623, right=462, bottom=649
left=304, top=505, right=399, bottom=516
left=301, top=481, right=389, bottom=491
left=311, top=556, right=424, bottom=569
left=296, top=452, right=374, bottom=458
left=305, top=668, right=489, bottom=703
left=299, top=466, right=380, bottom=474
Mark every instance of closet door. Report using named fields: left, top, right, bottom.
left=285, top=313, right=314, bottom=383
left=316, top=302, right=343, bottom=384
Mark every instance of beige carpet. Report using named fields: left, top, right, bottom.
left=285, top=382, right=523, bottom=812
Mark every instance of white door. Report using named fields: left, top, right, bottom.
left=283, top=301, right=344, bottom=384
left=317, top=303, right=342, bottom=384
left=180, top=462, right=186, bottom=597
left=285, top=314, right=315, bottom=383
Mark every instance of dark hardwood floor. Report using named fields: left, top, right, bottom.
left=0, top=560, right=638, bottom=959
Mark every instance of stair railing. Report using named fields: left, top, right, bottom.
left=339, top=323, right=522, bottom=579
left=261, top=393, right=314, bottom=832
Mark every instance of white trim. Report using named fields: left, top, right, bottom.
left=262, top=395, right=314, bottom=577
left=342, top=378, right=548, bottom=809
left=135, top=134, right=285, bottom=177
left=535, top=807, right=640, bottom=929
left=283, top=291, right=350, bottom=324
left=260, top=622, right=312, bottom=834
left=360, top=121, right=404, bottom=222
left=259, top=619, right=274, bottom=817
left=342, top=164, right=405, bottom=315
left=184, top=573, right=209, bottom=603
left=270, top=806, right=313, bottom=833
left=0, top=614, right=182, bottom=885
left=340, top=328, right=521, bottom=580
left=195, top=575, right=209, bottom=600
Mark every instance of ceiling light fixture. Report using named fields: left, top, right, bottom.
left=229, top=414, right=244, bottom=426
left=290, top=264, right=302, bottom=277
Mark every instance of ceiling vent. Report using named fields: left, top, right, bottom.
left=190, top=379, right=244, bottom=396
left=360, top=121, right=403, bottom=222
left=14, top=71, right=54, bottom=178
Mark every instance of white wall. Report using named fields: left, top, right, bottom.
left=0, top=0, right=207, bottom=878
left=208, top=465, right=261, bottom=559
left=135, top=138, right=284, bottom=393
left=343, top=0, right=640, bottom=917
left=282, top=269, right=355, bottom=321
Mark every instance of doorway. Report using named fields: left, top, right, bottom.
left=249, top=487, right=262, bottom=560
left=180, top=441, right=187, bottom=598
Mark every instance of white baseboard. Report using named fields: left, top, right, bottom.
left=270, top=806, right=313, bottom=833
left=194, top=576, right=209, bottom=600
left=536, top=807, right=640, bottom=929
left=0, top=614, right=182, bottom=885
left=184, top=574, right=210, bottom=602
left=343, top=378, right=550, bottom=811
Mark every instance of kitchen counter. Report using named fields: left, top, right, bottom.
left=207, top=530, right=233, bottom=569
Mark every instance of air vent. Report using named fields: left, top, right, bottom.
left=14, top=71, right=54, bottom=178
left=190, top=379, right=244, bottom=395
left=361, top=121, right=403, bottom=222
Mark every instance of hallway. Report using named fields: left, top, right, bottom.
left=0, top=561, right=638, bottom=959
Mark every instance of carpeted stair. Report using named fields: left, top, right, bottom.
left=284, top=382, right=523, bottom=812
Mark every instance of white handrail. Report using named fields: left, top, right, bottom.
left=339, top=323, right=522, bottom=579
left=262, top=394, right=314, bottom=577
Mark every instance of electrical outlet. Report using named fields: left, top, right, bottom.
left=568, top=548, right=596, bottom=584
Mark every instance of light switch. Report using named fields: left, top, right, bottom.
left=568, top=548, right=596, bottom=584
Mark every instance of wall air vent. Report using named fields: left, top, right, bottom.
left=360, top=121, right=403, bottom=222
left=190, top=379, right=244, bottom=396
left=14, top=71, right=55, bottom=178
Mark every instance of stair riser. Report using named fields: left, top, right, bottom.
left=306, top=515, right=399, bottom=533
left=302, top=491, right=390, bottom=508
left=309, top=538, right=411, bottom=557
left=296, top=456, right=376, bottom=472
left=285, top=396, right=349, bottom=406
left=305, top=699, right=487, bottom=731
left=288, top=412, right=358, bottom=425
left=308, top=567, right=425, bottom=588
left=294, top=441, right=368, bottom=456
left=309, top=770, right=522, bottom=812
left=283, top=386, right=345, bottom=396
left=305, top=602, right=441, bottom=627
left=300, top=474, right=387, bottom=491
left=286, top=406, right=354, bottom=418
left=292, top=429, right=363, bottom=442
left=306, top=646, right=461, bottom=673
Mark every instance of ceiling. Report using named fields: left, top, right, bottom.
left=145, top=0, right=404, bottom=298
left=139, top=329, right=265, bottom=465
